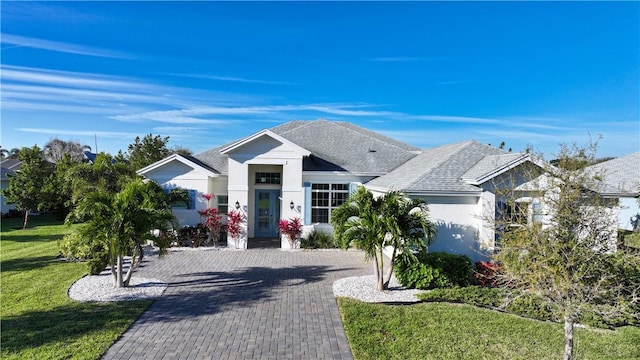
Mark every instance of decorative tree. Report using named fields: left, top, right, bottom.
left=331, top=187, right=436, bottom=291
left=69, top=178, right=176, bottom=288
left=1, top=146, right=58, bottom=228
left=278, top=217, right=303, bottom=248
left=493, top=142, right=640, bottom=360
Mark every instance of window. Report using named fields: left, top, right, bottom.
left=217, top=195, right=229, bottom=214
left=255, top=172, right=281, bottom=184
left=311, top=183, right=349, bottom=223
left=166, top=188, right=196, bottom=209
left=497, top=201, right=528, bottom=225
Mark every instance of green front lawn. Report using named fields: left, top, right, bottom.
left=1, top=214, right=152, bottom=360
left=338, top=298, right=640, bottom=360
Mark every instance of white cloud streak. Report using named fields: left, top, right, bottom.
left=172, top=73, right=295, bottom=85
left=1, top=34, right=133, bottom=59
left=16, top=128, right=139, bottom=138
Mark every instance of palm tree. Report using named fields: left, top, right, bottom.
left=70, top=178, right=176, bottom=288
left=43, top=138, right=90, bottom=163
left=331, top=187, right=436, bottom=291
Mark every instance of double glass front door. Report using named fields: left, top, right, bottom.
left=255, top=190, right=280, bottom=238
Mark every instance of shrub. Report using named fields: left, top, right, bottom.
left=58, top=232, right=109, bottom=275
left=506, top=293, right=559, bottom=322
left=300, top=229, right=336, bottom=249
left=278, top=217, right=303, bottom=248
left=473, top=261, right=502, bottom=287
left=395, top=251, right=473, bottom=289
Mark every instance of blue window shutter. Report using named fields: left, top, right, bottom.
left=349, top=182, right=358, bottom=195
left=304, top=182, right=311, bottom=225
left=189, top=190, right=197, bottom=209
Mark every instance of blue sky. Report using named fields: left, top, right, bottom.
left=1, top=1, right=638, bottom=159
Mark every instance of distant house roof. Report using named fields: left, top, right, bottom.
left=585, top=151, right=640, bottom=197
left=0, top=159, right=21, bottom=180
left=194, top=119, right=421, bottom=175
left=365, top=141, right=522, bottom=195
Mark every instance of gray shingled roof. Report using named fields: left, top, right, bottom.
left=585, top=151, right=640, bottom=196
left=462, top=153, right=528, bottom=183
left=194, top=119, right=420, bottom=174
left=366, top=141, right=511, bottom=193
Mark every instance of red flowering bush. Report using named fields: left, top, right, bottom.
left=197, top=194, right=221, bottom=245
left=278, top=217, right=303, bottom=248
left=227, top=209, right=245, bottom=247
left=474, top=261, right=502, bottom=287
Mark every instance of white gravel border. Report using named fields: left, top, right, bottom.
left=68, top=273, right=167, bottom=302
left=333, top=275, right=426, bottom=303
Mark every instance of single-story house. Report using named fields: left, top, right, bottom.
left=139, top=119, right=553, bottom=261
left=585, top=151, right=640, bottom=231
left=1, top=159, right=21, bottom=214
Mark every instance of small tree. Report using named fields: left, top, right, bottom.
left=2, top=146, right=58, bottom=228
left=494, top=143, right=640, bottom=360
left=331, top=187, right=436, bottom=291
left=69, top=178, right=176, bottom=288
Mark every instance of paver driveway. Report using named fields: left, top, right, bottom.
left=102, top=248, right=370, bottom=360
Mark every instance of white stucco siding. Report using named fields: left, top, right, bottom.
left=618, top=197, right=639, bottom=231
left=1, top=179, right=16, bottom=213
left=141, top=160, right=214, bottom=226
left=414, top=195, right=491, bottom=263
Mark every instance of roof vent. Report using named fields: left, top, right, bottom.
left=368, top=148, right=377, bottom=153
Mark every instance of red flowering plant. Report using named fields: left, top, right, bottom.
left=226, top=209, right=245, bottom=248
left=278, top=217, right=303, bottom=248
left=197, top=194, right=221, bottom=246
left=473, top=261, right=502, bottom=287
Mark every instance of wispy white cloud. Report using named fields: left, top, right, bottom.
left=2, top=65, right=141, bottom=90
left=1, top=34, right=133, bottom=59
left=172, top=73, right=295, bottom=85
left=16, top=128, right=139, bottom=138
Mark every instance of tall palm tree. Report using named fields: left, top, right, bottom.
left=70, top=178, right=176, bottom=288
left=331, top=187, right=436, bottom=291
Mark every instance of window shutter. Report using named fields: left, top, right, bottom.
left=188, top=189, right=197, bottom=209
left=348, top=182, right=359, bottom=195
left=304, top=182, right=311, bottom=225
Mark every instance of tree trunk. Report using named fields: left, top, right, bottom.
left=22, top=210, right=30, bottom=229
left=563, top=316, right=574, bottom=360
left=383, top=247, right=397, bottom=289
left=373, top=251, right=384, bottom=291
left=115, top=255, right=124, bottom=288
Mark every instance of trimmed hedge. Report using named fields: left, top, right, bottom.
left=395, top=252, right=473, bottom=289
left=300, top=229, right=336, bottom=249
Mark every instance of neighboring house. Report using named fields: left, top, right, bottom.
left=1, top=159, right=21, bottom=214
left=139, top=119, right=547, bottom=261
left=586, top=152, right=640, bottom=231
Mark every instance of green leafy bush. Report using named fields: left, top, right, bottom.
left=395, top=251, right=473, bottom=289
left=300, top=229, right=336, bottom=249
left=58, top=232, right=109, bottom=275
left=506, top=293, right=559, bottom=322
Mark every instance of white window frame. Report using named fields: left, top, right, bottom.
left=311, top=183, right=349, bottom=223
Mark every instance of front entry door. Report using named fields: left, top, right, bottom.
left=255, top=190, right=280, bottom=238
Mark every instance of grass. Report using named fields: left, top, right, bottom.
left=1, top=214, right=152, bottom=360
left=338, top=298, right=640, bottom=360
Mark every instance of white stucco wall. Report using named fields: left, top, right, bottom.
left=141, top=159, right=216, bottom=226
left=225, top=135, right=307, bottom=249
left=618, top=197, right=639, bottom=231
left=413, top=195, right=491, bottom=263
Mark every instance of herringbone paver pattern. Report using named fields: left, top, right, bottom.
left=101, top=248, right=370, bottom=360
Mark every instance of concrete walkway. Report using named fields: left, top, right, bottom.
left=101, top=248, right=371, bottom=360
